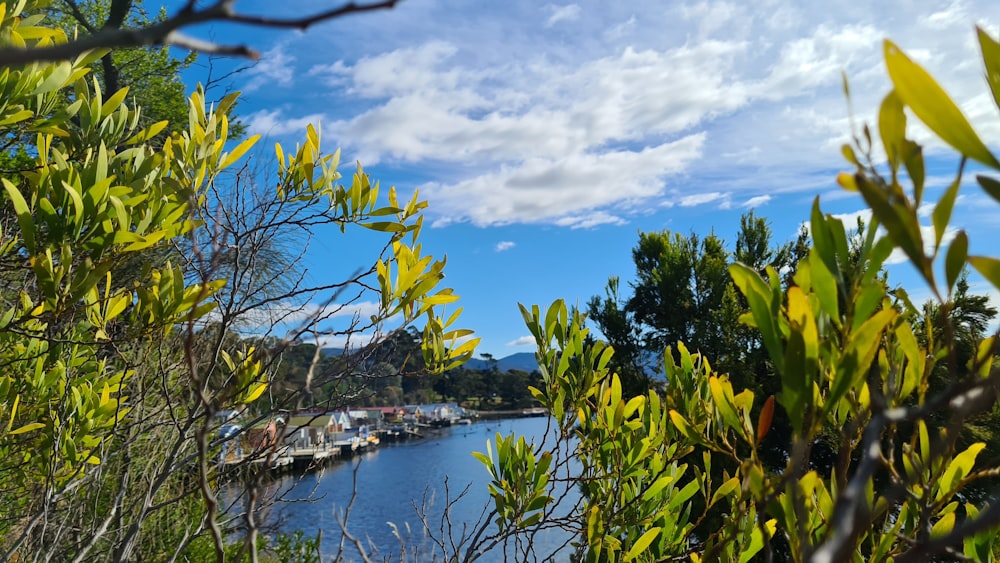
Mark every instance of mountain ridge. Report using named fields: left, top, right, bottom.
left=321, top=348, right=539, bottom=373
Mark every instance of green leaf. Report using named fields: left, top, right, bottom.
left=471, top=451, right=493, bottom=469
left=884, top=40, right=1000, bottom=169
left=710, top=476, right=740, bottom=506
left=739, top=520, right=777, bottom=563
left=9, top=422, right=45, bottom=435
left=32, top=61, right=73, bottom=95
left=781, top=328, right=809, bottom=433
left=977, top=26, right=1000, bottom=111
left=641, top=475, right=675, bottom=502
left=855, top=173, right=930, bottom=284
left=624, top=527, right=660, bottom=562
left=878, top=90, right=906, bottom=171
left=939, top=443, right=986, bottom=498
left=976, top=175, right=1000, bottom=204
left=810, top=200, right=839, bottom=279
left=730, top=263, right=783, bottom=374
left=902, top=139, right=926, bottom=204
left=0, top=108, right=33, bottom=126
left=709, top=376, right=744, bottom=437
left=360, top=221, right=407, bottom=233
left=2, top=178, right=35, bottom=254
left=124, top=120, right=168, bottom=145
left=945, top=231, right=968, bottom=293
left=100, top=87, right=129, bottom=116
left=829, top=309, right=896, bottom=410
left=668, top=410, right=695, bottom=441
left=666, top=479, right=700, bottom=511
left=243, top=383, right=267, bottom=404
left=808, top=251, right=840, bottom=325
left=932, top=171, right=961, bottom=251
left=973, top=336, right=996, bottom=378
left=931, top=512, right=956, bottom=538
left=219, top=134, right=260, bottom=170
left=969, top=256, right=1000, bottom=291
left=895, top=323, right=923, bottom=400
left=841, top=144, right=859, bottom=166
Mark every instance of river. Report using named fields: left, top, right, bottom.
left=247, top=416, right=576, bottom=562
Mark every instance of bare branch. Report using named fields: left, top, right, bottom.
left=0, top=0, right=400, bottom=66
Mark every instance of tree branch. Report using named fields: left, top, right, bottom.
left=0, top=0, right=400, bottom=66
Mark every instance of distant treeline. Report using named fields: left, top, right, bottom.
left=261, top=327, right=543, bottom=410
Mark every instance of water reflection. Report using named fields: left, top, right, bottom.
left=224, top=417, right=577, bottom=562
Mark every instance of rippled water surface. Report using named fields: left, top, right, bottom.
left=244, top=417, right=574, bottom=562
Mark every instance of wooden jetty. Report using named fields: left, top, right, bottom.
left=287, top=444, right=343, bottom=469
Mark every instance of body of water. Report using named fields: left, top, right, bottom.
left=249, top=417, right=575, bottom=562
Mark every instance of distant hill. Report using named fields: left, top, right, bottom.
left=319, top=348, right=539, bottom=373
left=465, top=352, right=538, bottom=373
left=321, top=347, right=345, bottom=358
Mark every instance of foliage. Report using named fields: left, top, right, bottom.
left=0, top=2, right=475, bottom=560
left=473, top=28, right=1000, bottom=562
left=588, top=211, right=798, bottom=399
left=266, top=530, right=322, bottom=563
left=42, top=0, right=196, bottom=130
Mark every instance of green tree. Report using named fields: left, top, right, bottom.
left=458, top=27, right=1000, bottom=563
left=0, top=3, right=477, bottom=560
left=590, top=212, right=796, bottom=396
left=42, top=0, right=194, bottom=129
left=587, top=276, right=652, bottom=397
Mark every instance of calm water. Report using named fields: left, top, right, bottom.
left=249, top=417, right=575, bottom=562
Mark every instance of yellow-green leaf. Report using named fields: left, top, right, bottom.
left=9, top=422, right=45, bottom=435
left=100, top=86, right=129, bottom=116
left=0, top=108, right=33, bottom=126
left=977, top=175, right=1000, bottom=203
left=939, top=442, right=986, bottom=498
left=878, top=90, right=906, bottom=171
left=977, top=26, right=1000, bottom=110
left=32, top=61, right=73, bottom=95
left=945, top=231, right=968, bottom=293
left=931, top=512, right=956, bottom=538
left=970, top=255, right=1000, bottom=291
left=243, top=382, right=267, bottom=404
left=624, top=527, right=660, bottom=562
left=219, top=134, right=260, bottom=170
left=709, top=376, right=743, bottom=436
left=2, top=178, right=35, bottom=254
left=710, top=476, right=740, bottom=506
left=932, top=172, right=961, bottom=250
left=884, top=40, right=1000, bottom=169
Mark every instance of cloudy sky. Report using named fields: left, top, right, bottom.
left=192, top=0, right=1000, bottom=355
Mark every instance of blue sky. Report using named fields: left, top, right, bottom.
left=181, top=0, right=1000, bottom=356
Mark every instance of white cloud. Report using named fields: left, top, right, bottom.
left=328, top=301, right=383, bottom=320
left=553, top=211, right=627, bottom=229
left=884, top=224, right=959, bottom=265
left=679, top=191, right=727, bottom=207
left=243, top=1, right=1000, bottom=229
left=246, top=109, right=326, bottom=137
left=604, top=15, right=636, bottom=41
left=743, top=195, right=772, bottom=208
left=759, top=23, right=882, bottom=97
left=507, top=336, right=536, bottom=347
left=495, top=241, right=516, bottom=252
left=924, top=0, right=967, bottom=29
left=317, top=331, right=382, bottom=351
left=545, top=4, right=581, bottom=28
left=243, top=44, right=296, bottom=91
left=236, top=301, right=386, bottom=333
left=423, top=134, right=704, bottom=227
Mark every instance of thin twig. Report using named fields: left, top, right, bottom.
left=0, top=0, right=400, bottom=66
